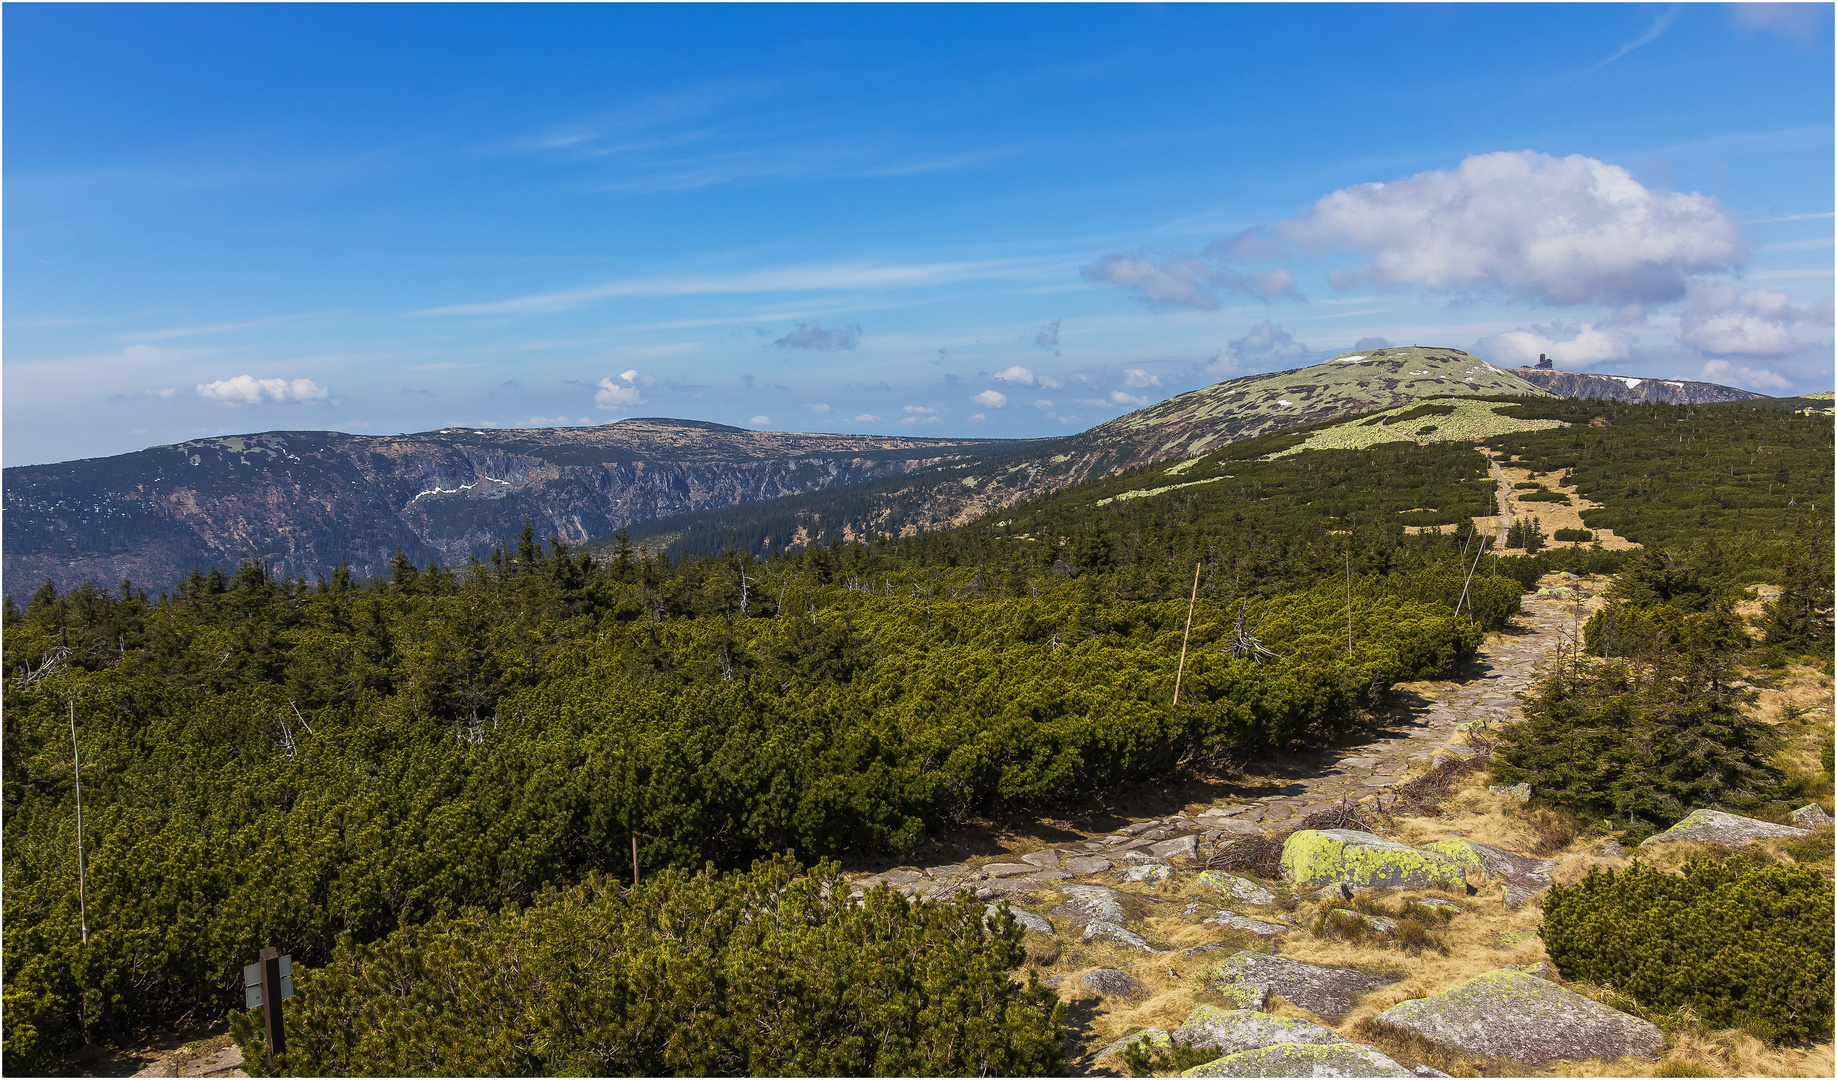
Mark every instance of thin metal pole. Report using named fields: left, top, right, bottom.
left=1172, top=562, right=1201, bottom=705
left=70, top=701, right=88, bottom=946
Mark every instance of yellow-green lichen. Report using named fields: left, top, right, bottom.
left=1281, top=829, right=1466, bottom=890
left=1421, top=838, right=1488, bottom=878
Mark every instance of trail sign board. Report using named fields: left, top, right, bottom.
left=243, top=954, right=293, bottom=1007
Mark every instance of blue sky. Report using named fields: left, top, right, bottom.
left=4, top=2, right=1832, bottom=465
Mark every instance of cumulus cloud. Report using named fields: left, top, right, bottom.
left=969, top=412, right=987, bottom=421
left=1206, top=321, right=1310, bottom=375
left=991, top=365, right=1036, bottom=385
left=526, top=415, right=587, bottom=427
left=900, top=414, right=942, bottom=425
left=972, top=389, right=1008, bottom=408
left=774, top=320, right=860, bottom=351
left=1110, top=390, right=1149, bottom=407
left=749, top=415, right=771, bottom=426
left=1034, top=398, right=1054, bottom=409
left=1034, top=320, right=1061, bottom=350
left=903, top=404, right=937, bottom=415
left=1699, top=359, right=1793, bottom=391
left=1124, top=368, right=1162, bottom=388
left=1475, top=322, right=1638, bottom=369
left=806, top=402, right=831, bottom=413
left=849, top=413, right=881, bottom=422
left=595, top=371, right=647, bottom=408
left=1680, top=283, right=1814, bottom=358
left=1285, top=150, right=1740, bottom=305
left=1080, top=252, right=1299, bottom=310
left=196, top=375, right=331, bottom=405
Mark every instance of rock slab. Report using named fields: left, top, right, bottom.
left=1213, top=951, right=1395, bottom=1020
left=1197, top=870, right=1275, bottom=905
left=1638, top=808, right=1808, bottom=850
left=1420, top=838, right=1553, bottom=907
left=1281, top=829, right=1466, bottom=891
left=1374, top=968, right=1662, bottom=1066
left=1081, top=968, right=1141, bottom=998
left=1172, top=1005, right=1343, bottom=1055
left=1181, top=1041, right=1416, bottom=1077
left=1789, top=803, right=1832, bottom=829
left=984, top=903, right=1054, bottom=936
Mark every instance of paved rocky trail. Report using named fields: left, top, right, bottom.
left=848, top=574, right=1607, bottom=903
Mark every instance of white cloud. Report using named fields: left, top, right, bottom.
left=1034, top=319, right=1061, bottom=349
left=1111, top=390, right=1149, bottom=406
left=1124, top=368, right=1162, bottom=388
left=1286, top=151, right=1740, bottom=305
left=1206, top=321, right=1310, bottom=375
left=806, top=402, right=831, bottom=413
left=1476, top=322, right=1638, bottom=369
left=1079, top=252, right=1298, bottom=310
left=620, top=368, right=657, bottom=387
left=849, top=413, right=881, bottom=422
left=899, top=415, right=942, bottom=425
left=1734, top=2, right=1828, bottom=37
left=196, top=375, right=331, bottom=405
left=1034, top=398, right=1054, bottom=409
left=1699, top=359, right=1793, bottom=391
left=903, top=404, right=937, bottom=415
left=1037, top=374, right=1063, bottom=389
left=773, top=320, right=861, bottom=351
left=526, top=415, right=586, bottom=427
left=1680, top=283, right=1808, bottom=357
left=749, top=415, right=772, bottom=426
left=991, top=365, right=1036, bottom=385
left=972, top=389, right=1008, bottom=408
left=968, top=412, right=987, bottom=421
left=595, top=374, right=646, bottom=408
left=142, top=387, right=178, bottom=398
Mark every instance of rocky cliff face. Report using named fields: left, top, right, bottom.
left=2, top=420, right=1036, bottom=594
left=1508, top=368, right=1765, bottom=404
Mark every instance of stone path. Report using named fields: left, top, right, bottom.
left=849, top=574, right=1608, bottom=903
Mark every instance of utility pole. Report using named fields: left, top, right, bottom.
left=70, top=701, right=88, bottom=945
left=1172, top=562, right=1201, bottom=705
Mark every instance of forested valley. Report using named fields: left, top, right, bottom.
left=3, top=396, right=1831, bottom=1075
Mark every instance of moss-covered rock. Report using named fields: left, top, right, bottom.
left=1095, top=1027, right=1171, bottom=1060
left=1420, top=838, right=1553, bottom=907
left=1212, top=951, right=1394, bottom=1020
left=1638, top=808, right=1808, bottom=850
left=1281, top=829, right=1465, bottom=891
left=1374, top=968, right=1661, bottom=1066
left=1180, top=1040, right=1416, bottom=1077
left=1172, top=1005, right=1344, bottom=1054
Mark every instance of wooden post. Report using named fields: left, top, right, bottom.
left=70, top=702, right=88, bottom=946
left=631, top=835, right=640, bottom=889
left=260, top=946, right=285, bottom=1069
left=1346, top=552, right=1353, bottom=658
left=1172, top=562, right=1201, bottom=705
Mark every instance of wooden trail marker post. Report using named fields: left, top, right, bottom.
left=1173, top=562, right=1201, bottom=705
left=244, top=947, right=293, bottom=1070
left=69, top=701, right=88, bottom=945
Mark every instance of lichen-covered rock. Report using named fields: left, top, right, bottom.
left=1281, top=829, right=1466, bottom=891
left=1020, top=849, right=1062, bottom=868
left=1488, top=783, right=1532, bottom=803
left=1411, top=897, right=1461, bottom=916
left=1084, top=920, right=1160, bottom=952
left=1421, top=838, right=1553, bottom=908
left=984, top=903, right=1055, bottom=936
left=1181, top=1041, right=1416, bottom=1077
left=1790, top=803, right=1832, bottom=829
left=1096, top=1028, right=1171, bottom=1061
left=1213, top=951, right=1394, bottom=1020
left=1081, top=968, right=1141, bottom=997
left=1172, top=1005, right=1343, bottom=1055
left=1064, top=856, right=1113, bottom=875
left=1203, top=911, right=1285, bottom=936
left=1116, top=862, right=1174, bottom=884
left=1198, top=870, right=1275, bottom=904
left=1638, top=808, right=1808, bottom=850
left=1057, top=884, right=1127, bottom=924
left=1374, top=968, right=1662, bottom=1066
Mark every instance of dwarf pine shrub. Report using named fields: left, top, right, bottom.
left=1543, top=857, right=1833, bottom=1043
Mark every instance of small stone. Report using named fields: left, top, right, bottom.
left=1488, top=782, right=1532, bottom=803
left=1064, top=856, right=1113, bottom=875
left=1197, top=870, right=1275, bottom=905
left=985, top=903, right=1056, bottom=936
left=1020, top=849, right=1062, bottom=869
left=1115, top=862, right=1174, bottom=884
left=1598, top=839, right=1623, bottom=858
left=1212, top=951, right=1394, bottom=1020
left=1059, top=884, right=1128, bottom=924
left=1081, top=968, right=1142, bottom=997
left=1374, top=968, right=1661, bottom=1066
left=927, top=863, right=970, bottom=879
left=1790, top=803, right=1832, bottom=829
left=980, top=862, right=1036, bottom=878
left=881, top=869, right=925, bottom=885
left=1410, top=898, right=1460, bottom=916
left=1083, top=920, right=1160, bottom=952
left=1149, top=834, right=1200, bottom=860
left=1024, top=869, right=1071, bottom=884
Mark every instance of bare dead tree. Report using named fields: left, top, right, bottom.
left=1224, top=601, right=1285, bottom=663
